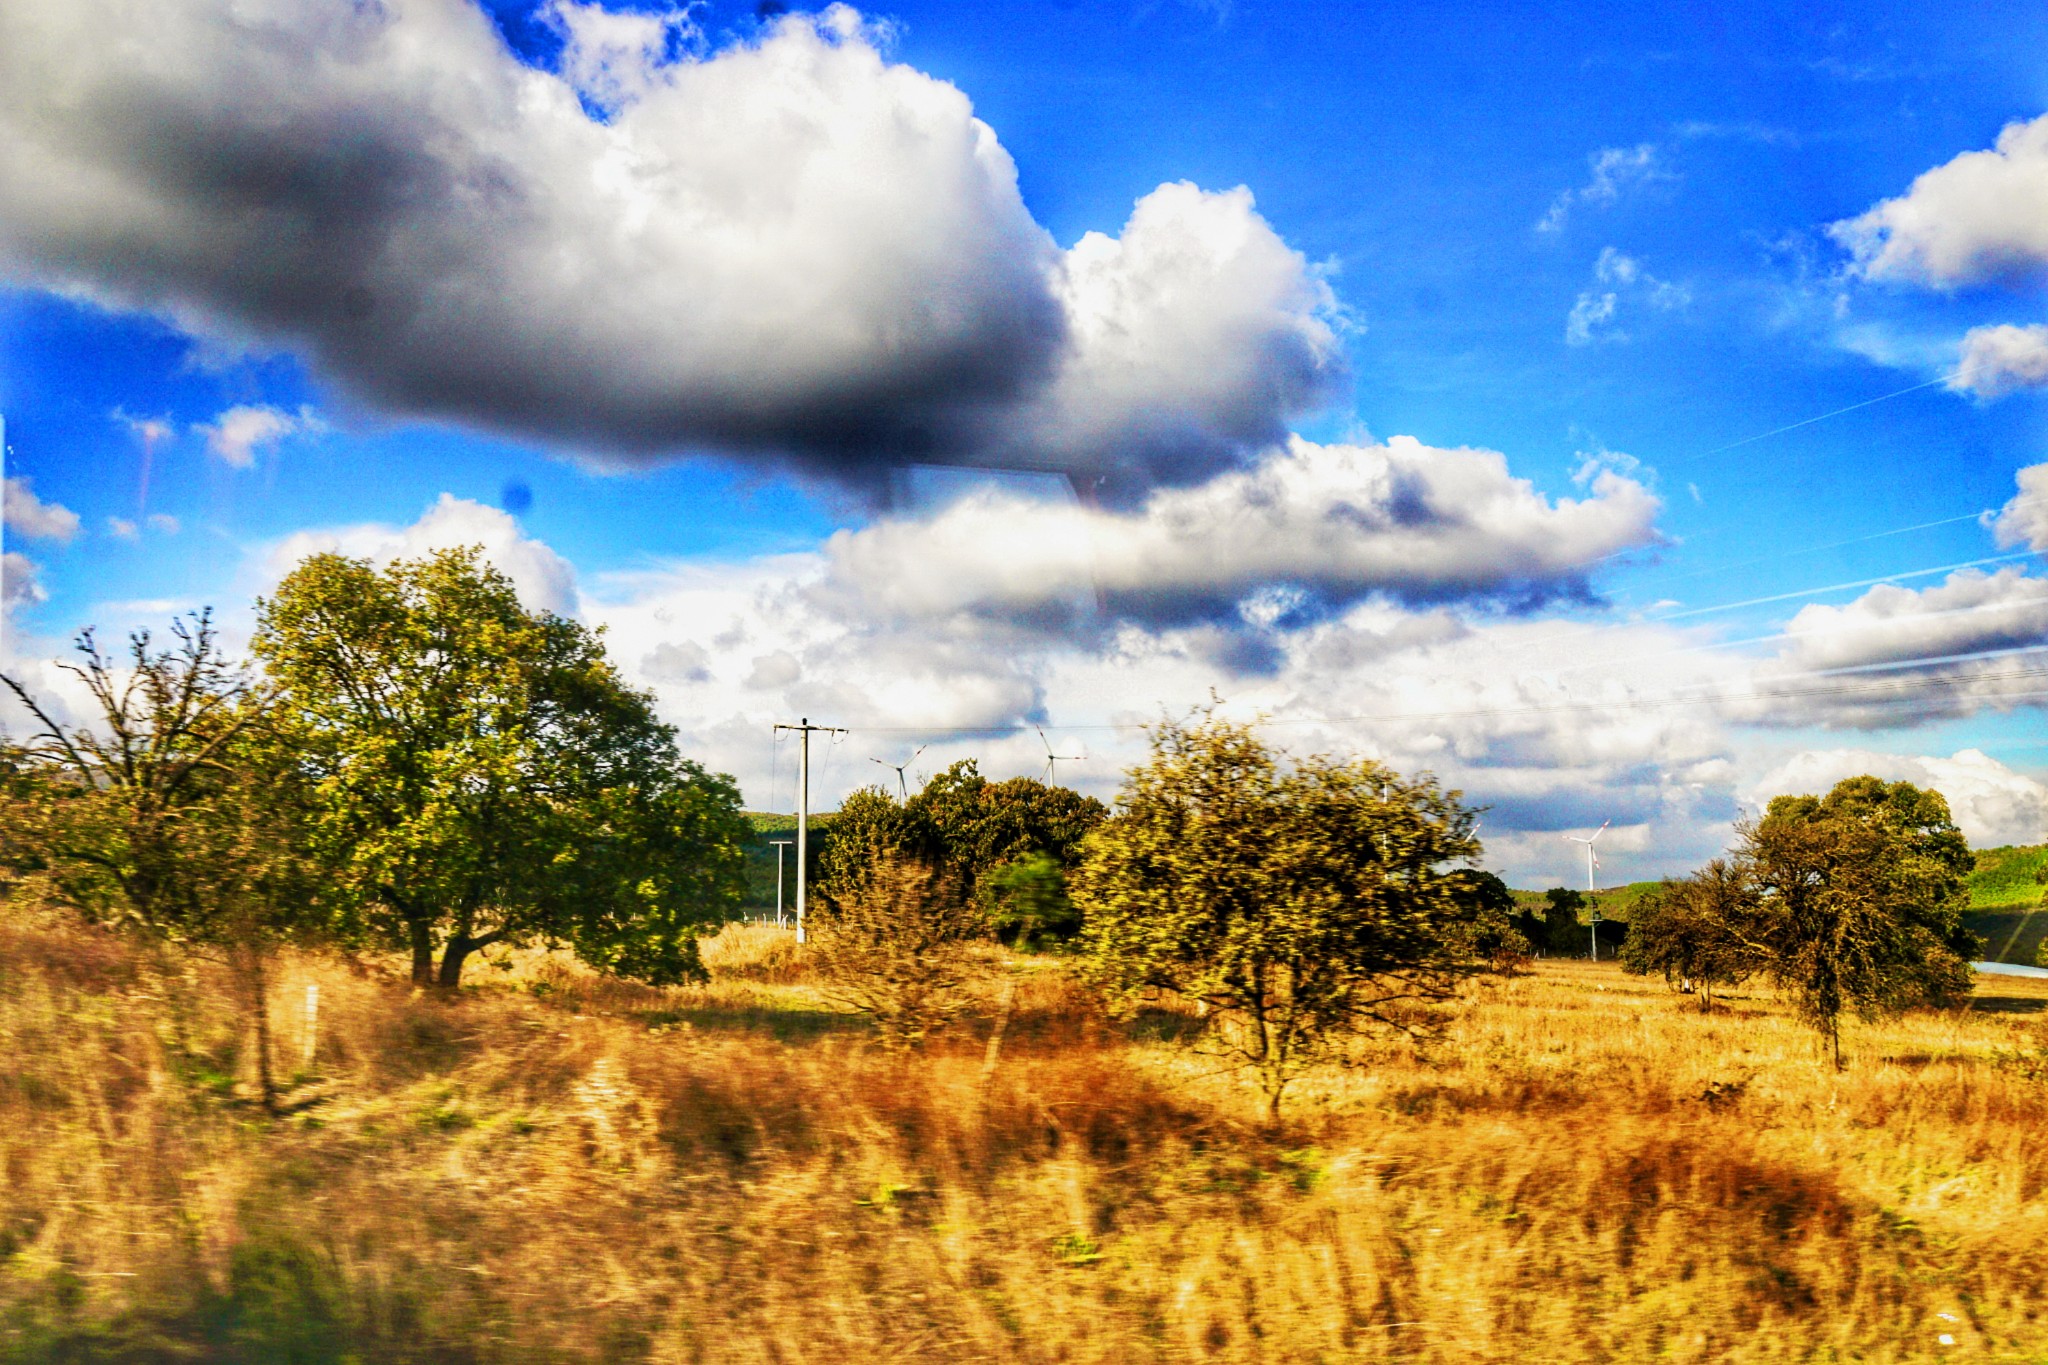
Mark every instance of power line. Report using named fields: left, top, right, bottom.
left=1639, top=552, right=2033, bottom=626
left=1662, top=333, right=2048, bottom=472
left=1673, top=372, right=1961, bottom=468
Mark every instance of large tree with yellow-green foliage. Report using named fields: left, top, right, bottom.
left=253, top=547, right=748, bottom=987
left=1074, top=711, right=1489, bottom=1119
left=1736, top=776, right=1978, bottom=1067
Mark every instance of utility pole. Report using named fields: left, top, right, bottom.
left=769, top=838, right=793, bottom=927
left=1590, top=907, right=1602, bottom=963
left=772, top=717, right=845, bottom=944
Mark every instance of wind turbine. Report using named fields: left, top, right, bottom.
left=1037, top=726, right=1084, bottom=784
left=1563, top=820, right=1608, bottom=894
left=1564, top=820, right=1610, bottom=961
left=870, top=744, right=927, bottom=799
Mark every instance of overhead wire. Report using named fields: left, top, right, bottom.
left=1668, top=372, right=1963, bottom=468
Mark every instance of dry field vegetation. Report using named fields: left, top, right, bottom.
left=6, top=911, right=2048, bottom=1364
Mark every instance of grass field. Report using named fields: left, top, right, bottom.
left=6, top=908, right=2048, bottom=1363
left=1969, top=846, right=2048, bottom=910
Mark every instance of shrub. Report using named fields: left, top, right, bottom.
left=808, top=855, right=990, bottom=1047
left=698, top=921, right=803, bottom=983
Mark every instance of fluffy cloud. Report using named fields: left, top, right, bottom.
left=106, top=513, right=181, bottom=541
left=261, top=493, right=577, bottom=616
left=1564, top=247, right=1688, bottom=346
left=1952, top=323, right=2048, bottom=399
left=1734, top=567, right=2048, bottom=729
left=1990, top=462, right=2048, bottom=553
left=1773, top=568, right=2048, bottom=674
left=2, top=476, right=80, bottom=543
left=1537, top=144, right=1668, bottom=234
left=114, top=411, right=174, bottom=450
left=1014, top=182, right=1343, bottom=494
left=1746, top=748, right=2048, bottom=849
left=201, top=405, right=316, bottom=468
left=1, top=550, right=45, bottom=608
left=817, top=435, right=1661, bottom=634
left=0, top=0, right=1339, bottom=492
left=1835, top=111, right=2048, bottom=287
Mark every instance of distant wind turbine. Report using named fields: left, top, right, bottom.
left=870, top=745, right=927, bottom=800
left=1037, top=727, right=1083, bottom=784
left=1563, top=820, right=1608, bottom=894
left=1564, top=820, right=1611, bottom=961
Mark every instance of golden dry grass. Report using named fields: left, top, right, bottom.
left=4, top=906, right=2048, bottom=1363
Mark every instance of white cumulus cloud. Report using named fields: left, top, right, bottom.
left=1989, top=462, right=2048, bottom=553
left=1538, top=144, right=1668, bottom=234
left=1774, top=568, right=2048, bottom=675
left=1565, top=248, right=1688, bottom=346
left=1732, top=567, right=2048, bottom=729
left=1746, top=748, right=2048, bottom=848
left=260, top=493, right=578, bottom=617
left=1, top=550, right=45, bottom=608
left=2, top=476, right=80, bottom=543
left=1951, top=323, right=2048, bottom=399
left=818, top=435, right=1661, bottom=633
left=200, top=404, right=317, bottom=469
left=1835, top=111, right=2048, bottom=288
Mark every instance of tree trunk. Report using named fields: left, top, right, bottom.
left=436, top=930, right=505, bottom=989
left=409, top=919, right=436, bottom=988
left=437, top=936, right=473, bottom=989
left=235, top=942, right=278, bottom=1114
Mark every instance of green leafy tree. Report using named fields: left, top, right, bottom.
left=986, top=850, right=1080, bottom=948
left=1443, top=869, right=1532, bottom=970
left=1618, top=860, right=1758, bottom=1010
left=1541, top=887, right=1588, bottom=956
left=1735, top=776, right=1978, bottom=1068
left=817, top=785, right=934, bottom=894
left=819, top=759, right=1106, bottom=943
left=252, top=548, right=748, bottom=988
left=1075, top=711, right=1486, bottom=1120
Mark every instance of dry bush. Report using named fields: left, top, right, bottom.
left=807, top=854, right=990, bottom=1047
left=698, top=920, right=804, bottom=982
left=8, top=900, right=2048, bottom=1363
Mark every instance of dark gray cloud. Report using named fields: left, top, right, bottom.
left=0, top=0, right=1342, bottom=495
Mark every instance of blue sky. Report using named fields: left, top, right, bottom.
left=5, top=0, right=2048, bottom=884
